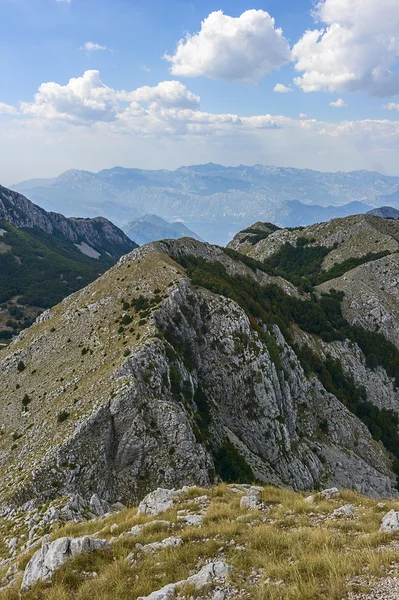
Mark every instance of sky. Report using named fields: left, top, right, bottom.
left=1, top=0, right=399, bottom=184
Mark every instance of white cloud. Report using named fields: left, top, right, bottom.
left=3, top=70, right=399, bottom=183
left=0, top=102, right=17, bottom=115
left=123, top=81, right=200, bottom=109
left=274, top=83, right=292, bottom=93
left=164, top=9, right=291, bottom=83
left=20, top=70, right=120, bottom=124
left=330, top=98, right=347, bottom=107
left=292, top=0, right=399, bottom=96
left=384, top=103, right=399, bottom=111
left=81, top=42, right=108, bottom=52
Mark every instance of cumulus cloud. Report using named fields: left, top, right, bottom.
left=3, top=69, right=399, bottom=183
left=274, top=83, right=292, bottom=93
left=123, top=81, right=200, bottom=109
left=330, top=98, right=347, bottom=107
left=0, top=102, right=17, bottom=115
left=292, top=0, right=399, bottom=96
left=384, top=103, right=399, bottom=111
left=20, top=70, right=120, bottom=124
left=164, top=9, right=291, bottom=83
left=81, top=42, right=108, bottom=52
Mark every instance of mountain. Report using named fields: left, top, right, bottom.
left=0, top=184, right=137, bottom=340
left=13, top=164, right=399, bottom=244
left=367, top=206, right=399, bottom=219
left=264, top=199, right=371, bottom=227
left=1, top=214, right=399, bottom=522
left=124, top=214, right=203, bottom=245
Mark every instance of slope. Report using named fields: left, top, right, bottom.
left=0, top=185, right=137, bottom=339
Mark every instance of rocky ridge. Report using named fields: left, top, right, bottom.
left=0, top=184, right=136, bottom=259
left=1, top=218, right=399, bottom=512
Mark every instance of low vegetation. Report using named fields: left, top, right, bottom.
left=1, top=485, right=399, bottom=600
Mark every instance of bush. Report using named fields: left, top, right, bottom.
left=57, top=410, right=70, bottom=423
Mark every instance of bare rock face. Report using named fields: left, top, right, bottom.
left=0, top=222, right=399, bottom=510
left=21, top=536, right=110, bottom=590
left=0, top=184, right=137, bottom=258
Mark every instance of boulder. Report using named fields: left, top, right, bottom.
left=137, top=561, right=232, bottom=600
left=137, top=489, right=178, bottom=516
left=320, top=487, right=339, bottom=499
left=240, top=486, right=263, bottom=510
left=380, top=509, right=399, bottom=532
left=141, top=537, right=183, bottom=553
left=21, top=536, right=110, bottom=590
left=331, top=504, right=355, bottom=518
left=138, top=583, right=177, bottom=600
left=186, top=561, right=232, bottom=588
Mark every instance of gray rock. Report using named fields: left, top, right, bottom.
left=186, top=561, right=232, bottom=588
left=331, top=504, right=355, bottom=518
left=141, top=536, right=183, bottom=553
left=240, top=486, right=263, bottom=510
left=137, top=489, right=178, bottom=516
left=137, top=561, right=232, bottom=600
left=21, top=536, right=110, bottom=590
left=320, top=488, right=340, bottom=499
left=177, top=514, right=203, bottom=526
left=138, top=583, right=177, bottom=600
left=380, top=509, right=399, bottom=532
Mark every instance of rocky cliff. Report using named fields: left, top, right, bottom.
left=1, top=215, right=399, bottom=511
left=0, top=184, right=136, bottom=259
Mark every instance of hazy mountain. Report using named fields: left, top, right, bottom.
left=0, top=184, right=137, bottom=339
left=367, top=206, right=399, bottom=219
left=13, top=164, right=399, bottom=244
left=124, top=214, right=203, bottom=245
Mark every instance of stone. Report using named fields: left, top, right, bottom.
left=21, top=536, right=110, bottom=590
left=137, top=583, right=177, bottom=600
left=137, top=561, right=232, bottom=600
left=380, top=509, right=399, bottom=532
left=137, top=489, right=179, bottom=516
left=89, top=494, right=108, bottom=517
left=186, top=561, right=233, bottom=589
left=240, top=486, right=263, bottom=510
left=141, top=537, right=183, bottom=553
left=331, top=504, right=355, bottom=518
left=320, top=488, right=340, bottom=499
left=177, top=514, right=203, bottom=526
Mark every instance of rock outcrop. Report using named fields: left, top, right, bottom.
left=21, top=536, right=110, bottom=589
left=0, top=216, right=399, bottom=512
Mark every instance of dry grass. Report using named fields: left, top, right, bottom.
left=1, top=485, right=399, bottom=600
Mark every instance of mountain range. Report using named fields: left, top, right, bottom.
left=13, top=164, right=399, bottom=244
left=1, top=209, right=399, bottom=513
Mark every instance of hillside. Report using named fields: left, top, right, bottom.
left=13, top=164, right=399, bottom=244
left=1, top=483, right=399, bottom=600
left=0, top=185, right=137, bottom=340
left=1, top=214, right=399, bottom=596
left=124, top=214, right=203, bottom=245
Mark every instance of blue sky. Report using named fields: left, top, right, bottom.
left=0, top=0, right=399, bottom=183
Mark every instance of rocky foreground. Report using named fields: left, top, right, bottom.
left=0, top=484, right=399, bottom=599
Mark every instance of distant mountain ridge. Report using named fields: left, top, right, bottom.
left=0, top=184, right=137, bottom=339
left=13, top=164, right=399, bottom=244
left=367, top=206, right=399, bottom=219
left=124, top=214, right=203, bottom=245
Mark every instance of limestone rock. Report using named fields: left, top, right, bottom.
left=138, top=583, right=177, bottom=600
left=331, top=504, right=355, bottom=518
left=141, top=536, right=183, bottom=553
left=380, top=509, right=399, bottom=532
left=21, top=536, right=110, bottom=590
left=240, top=486, right=263, bottom=510
left=186, top=561, right=233, bottom=588
left=137, top=489, right=179, bottom=516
